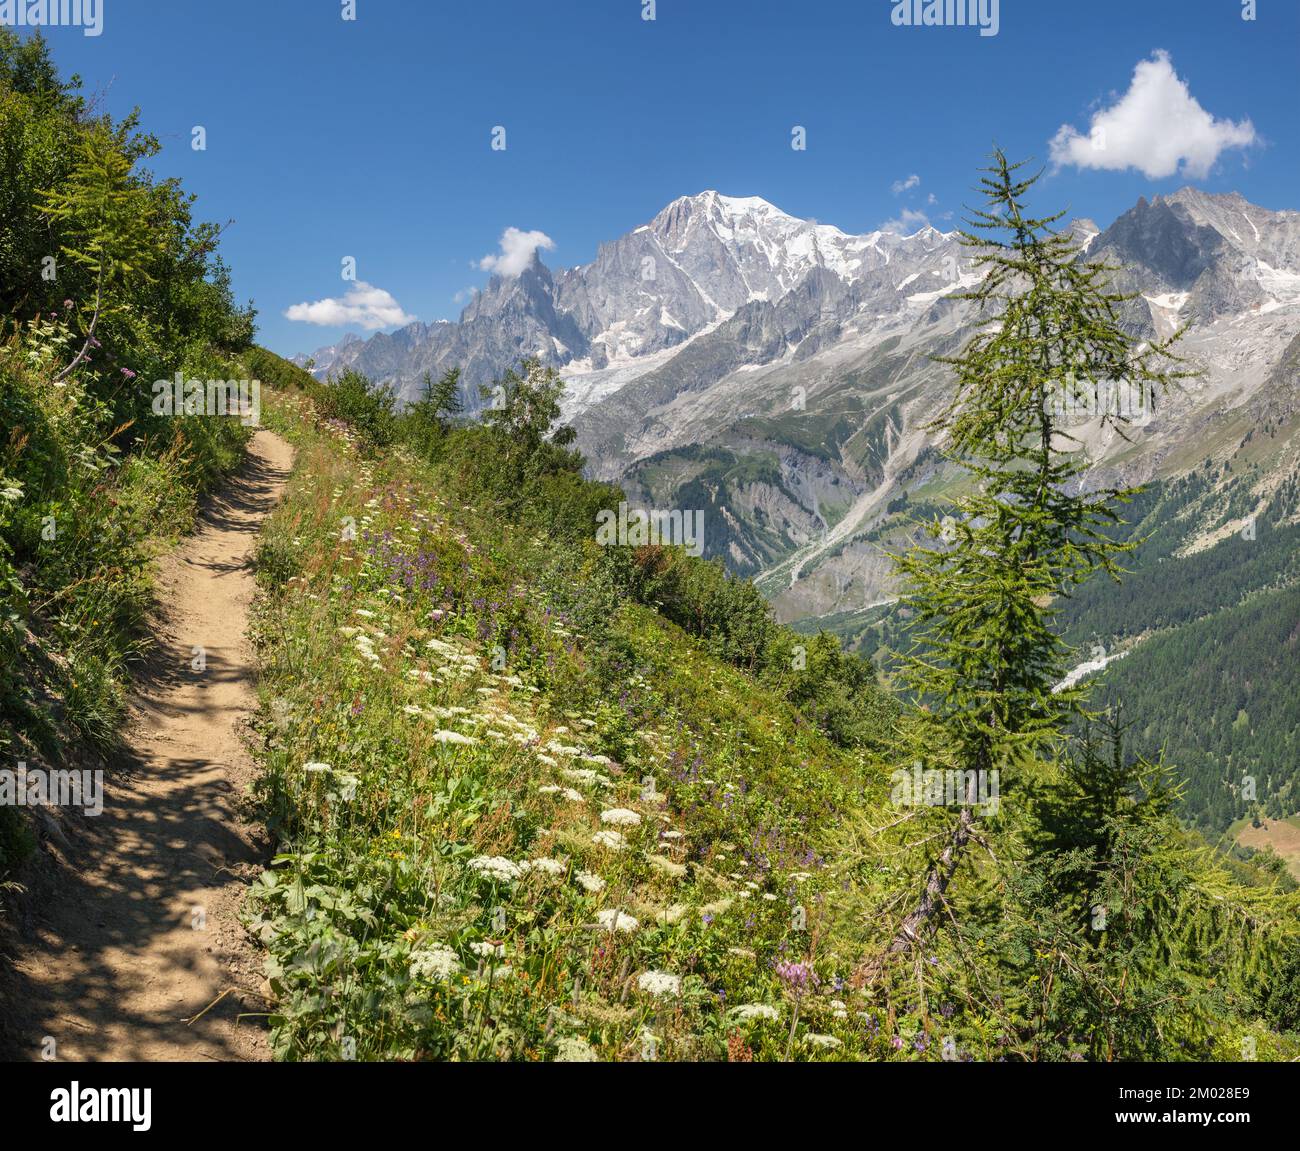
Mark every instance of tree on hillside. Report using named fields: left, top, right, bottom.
left=427, top=366, right=463, bottom=423
left=999, top=711, right=1296, bottom=1059
left=863, top=151, right=1190, bottom=974
left=404, top=367, right=464, bottom=456
left=477, top=359, right=579, bottom=493
left=480, top=359, right=575, bottom=452
left=849, top=152, right=1296, bottom=1059
left=38, top=123, right=164, bottom=381
left=0, top=29, right=83, bottom=112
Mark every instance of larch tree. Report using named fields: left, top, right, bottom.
left=863, top=150, right=1191, bottom=976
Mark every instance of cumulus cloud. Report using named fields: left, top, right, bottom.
left=891, top=173, right=921, bottom=195
left=284, top=281, right=415, bottom=329
left=478, top=227, right=555, bottom=277
left=880, top=207, right=931, bottom=235
left=1050, top=51, right=1256, bottom=179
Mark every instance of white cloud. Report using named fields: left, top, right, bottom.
left=284, top=281, right=415, bottom=329
left=478, top=227, right=555, bottom=277
left=891, top=173, right=921, bottom=195
left=880, top=207, right=931, bottom=235
left=1050, top=51, right=1255, bottom=179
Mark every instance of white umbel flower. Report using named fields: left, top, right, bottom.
left=539, top=784, right=584, bottom=802
left=599, top=808, right=641, bottom=828
left=562, top=767, right=611, bottom=788
left=409, top=945, right=460, bottom=981
left=466, top=856, right=522, bottom=883
left=636, top=970, right=682, bottom=998
left=596, top=909, right=638, bottom=933
left=554, top=1036, right=599, bottom=1062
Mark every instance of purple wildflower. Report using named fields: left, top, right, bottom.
left=775, top=961, right=813, bottom=993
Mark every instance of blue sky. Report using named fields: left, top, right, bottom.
left=30, top=0, right=1300, bottom=356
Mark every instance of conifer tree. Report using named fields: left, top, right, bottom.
left=404, top=368, right=464, bottom=456
left=428, top=366, right=464, bottom=425
left=868, top=151, right=1190, bottom=969
left=1001, top=711, right=1297, bottom=1059
left=39, top=123, right=162, bottom=380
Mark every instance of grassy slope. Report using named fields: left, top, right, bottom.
left=235, top=372, right=1300, bottom=1063
left=248, top=387, right=904, bottom=1061
left=1228, top=815, right=1300, bottom=881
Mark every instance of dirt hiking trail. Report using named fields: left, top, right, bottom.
left=4, top=429, right=293, bottom=1061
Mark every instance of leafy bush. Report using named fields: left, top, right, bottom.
left=312, top=367, right=398, bottom=452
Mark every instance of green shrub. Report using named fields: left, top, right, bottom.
left=313, top=367, right=398, bottom=452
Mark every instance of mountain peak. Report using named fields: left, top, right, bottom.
left=686, top=189, right=782, bottom=210
left=655, top=190, right=797, bottom=228
left=1164, top=186, right=1245, bottom=206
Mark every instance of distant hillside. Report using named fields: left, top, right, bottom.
left=1055, top=465, right=1300, bottom=835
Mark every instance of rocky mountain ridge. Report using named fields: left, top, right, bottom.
left=295, top=187, right=1300, bottom=623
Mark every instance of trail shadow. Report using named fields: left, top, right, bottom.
left=2, top=757, right=268, bottom=1062
left=0, top=436, right=290, bottom=1062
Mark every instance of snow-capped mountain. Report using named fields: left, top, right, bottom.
left=295, top=187, right=1300, bottom=623
left=575, top=189, right=1300, bottom=620
left=293, top=190, right=967, bottom=407
left=552, top=190, right=896, bottom=373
